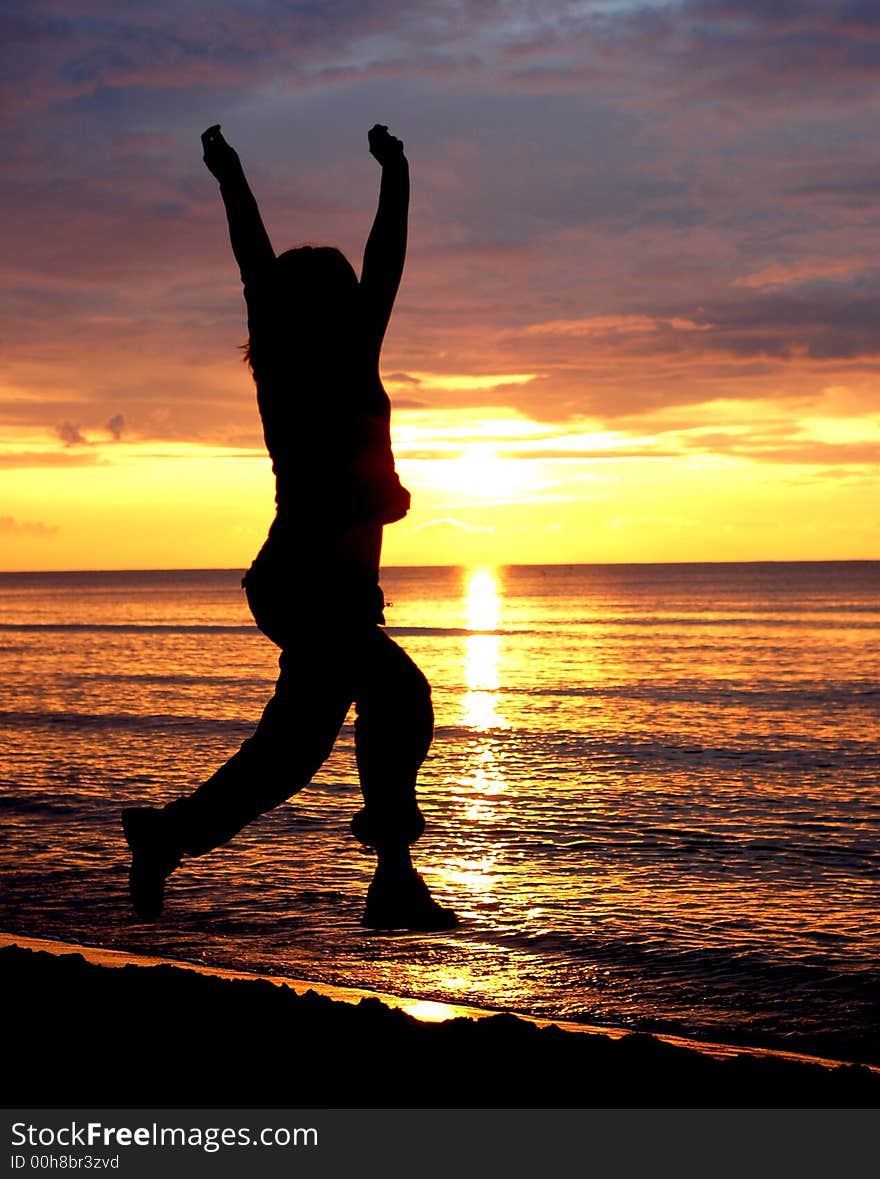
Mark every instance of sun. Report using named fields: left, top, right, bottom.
left=447, top=445, right=523, bottom=501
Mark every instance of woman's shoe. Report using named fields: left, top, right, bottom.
left=361, top=871, right=458, bottom=931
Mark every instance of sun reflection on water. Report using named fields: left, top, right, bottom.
left=462, top=569, right=507, bottom=732
left=464, top=569, right=500, bottom=631
left=435, top=569, right=513, bottom=914
left=398, top=999, right=463, bottom=1023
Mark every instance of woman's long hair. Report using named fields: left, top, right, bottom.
left=242, top=245, right=361, bottom=376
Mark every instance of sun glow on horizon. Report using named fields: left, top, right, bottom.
left=2, top=395, right=879, bottom=571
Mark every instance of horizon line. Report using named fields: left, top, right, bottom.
left=1, top=557, right=878, bottom=576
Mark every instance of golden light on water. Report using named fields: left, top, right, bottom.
left=398, top=1000, right=462, bottom=1023
left=464, top=569, right=500, bottom=631
left=462, top=746, right=504, bottom=824
left=462, top=568, right=507, bottom=732
left=435, top=568, right=511, bottom=912
left=463, top=641, right=501, bottom=730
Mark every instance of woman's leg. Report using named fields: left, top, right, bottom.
left=163, top=642, right=353, bottom=856
left=124, top=635, right=354, bottom=919
left=349, top=627, right=432, bottom=850
left=350, top=628, right=457, bottom=929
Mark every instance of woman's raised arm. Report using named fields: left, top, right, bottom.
left=201, top=125, right=275, bottom=287
left=360, top=124, right=410, bottom=356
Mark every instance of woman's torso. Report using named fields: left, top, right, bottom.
left=242, top=278, right=408, bottom=627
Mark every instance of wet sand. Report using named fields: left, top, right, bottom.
left=2, top=936, right=878, bottom=1108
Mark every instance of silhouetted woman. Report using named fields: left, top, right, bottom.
left=123, top=123, right=457, bottom=930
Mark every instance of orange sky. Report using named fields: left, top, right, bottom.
left=2, top=2, right=879, bottom=569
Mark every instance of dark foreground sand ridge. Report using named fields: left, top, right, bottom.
left=3, top=943, right=879, bottom=1107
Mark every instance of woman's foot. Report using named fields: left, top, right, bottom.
left=361, top=868, right=458, bottom=931
left=121, top=807, right=181, bottom=921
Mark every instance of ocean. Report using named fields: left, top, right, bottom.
left=1, top=562, right=878, bottom=1065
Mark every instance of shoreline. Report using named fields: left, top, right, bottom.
left=3, top=933, right=879, bottom=1108
left=2, top=931, right=874, bottom=1076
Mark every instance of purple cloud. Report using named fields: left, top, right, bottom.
left=3, top=0, right=880, bottom=454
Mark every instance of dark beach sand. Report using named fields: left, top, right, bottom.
left=3, top=939, right=878, bottom=1108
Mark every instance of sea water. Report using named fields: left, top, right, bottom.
left=1, top=562, right=878, bottom=1064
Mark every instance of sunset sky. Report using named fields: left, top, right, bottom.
left=2, top=0, right=879, bottom=570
